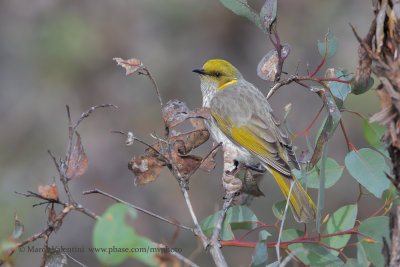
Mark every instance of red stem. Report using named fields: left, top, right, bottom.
left=294, top=105, right=324, bottom=138
left=310, top=36, right=328, bottom=77
left=319, top=78, right=351, bottom=83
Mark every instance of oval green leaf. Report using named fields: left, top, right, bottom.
left=357, top=216, right=390, bottom=267
left=294, top=157, right=344, bottom=189
left=362, top=119, right=388, bottom=157
left=322, top=205, right=358, bottom=255
left=345, top=148, right=391, bottom=198
left=318, top=29, right=338, bottom=59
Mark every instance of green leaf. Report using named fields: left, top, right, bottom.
left=272, top=200, right=292, bottom=220
left=345, top=148, right=391, bottom=198
left=200, top=206, right=259, bottom=241
left=325, top=68, right=352, bottom=103
left=251, top=241, right=268, bottom=267
left=93, top=203, right=156, bottom=266
left=362, top=119, right=388, bottom=157
left=341, top=258, right=363, bottom=267
left=294, top=158, right=344, bottom=189
left=351, top=75, right=374, bottom=95
left=130, top=236, right=157, bottom=266
left=218, top=0, right=262, bottom=30
left=357, top=216, right=390, bottom=267
left=318, top=29, right=338, bottom=58
left=322, top=205, right=358, bottom=255
left=259, top=230, right=271, bottom=241
left=260, top=0, right=277, bottom=32
left=282, top=229, right=343, bottom=266
left=266, top=262, right=279, bottom=267
left=357, top=242, right=368, bottom=267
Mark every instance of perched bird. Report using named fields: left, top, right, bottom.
left=193, top=59, right=316, bottom=223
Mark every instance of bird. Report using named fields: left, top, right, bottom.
left=193, top=59, right=316, bottom=223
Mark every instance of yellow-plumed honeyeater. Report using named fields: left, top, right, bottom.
left=193, top=59, right=316, bottom=223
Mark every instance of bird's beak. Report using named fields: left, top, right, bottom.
left=192, top=68, right=207, bottom=75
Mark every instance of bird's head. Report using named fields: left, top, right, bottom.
left=193, top=59, right=242, bottom=90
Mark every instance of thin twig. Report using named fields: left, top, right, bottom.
left=276, top=181, right=295, bottom=264
left=65, top=253, right=88, bottom=267
left=143, top=68, right=163, bottom=108
left=111, top=130, right=171, bottom=164
left=40, top=234, right=49, bottom=267
left=83, top=188, right=194, bottom=233
left=48, top=150, right=73, bottom=203
left=181, top=189, right=208, bottom=246
left=210, top=193, right=234, bottom=248
left=72, top=104, right=118, bottom=130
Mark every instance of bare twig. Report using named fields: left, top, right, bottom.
left=83, top=188, right=194, bottom=233
left=142, top=68, right=163, bottom=108
left=111, top=130, right=171, bottom=164
left=40, top=234, right=49, bottom=267
left=48, top=150, right=73, bottom=203
left=72, top=104, right=118, bottom=130
left=210, top=193, right=234, bottom=248
left=276, top=180, right=295, bottom=264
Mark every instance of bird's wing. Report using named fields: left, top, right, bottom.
left=209, top=82, right=294, bottom=176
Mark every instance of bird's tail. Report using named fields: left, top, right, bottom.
left=269, top=168, right=316, bottom=223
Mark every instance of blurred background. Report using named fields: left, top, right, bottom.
left=0, top=0, right=382, bottom=266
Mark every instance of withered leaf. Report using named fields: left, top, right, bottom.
left=376, top=2, right=387, bottom=53
left=171, top=141, right=202, bottom=176
left=162, top=100, right=210, bottom=128
left=113, top=57, right=144, bottom=75
left=38, top=184, right=59, bottom=200
left=128, top=155, right=165, bottom=186
left=184, top=129, right=210, bottom=154
left=12, top=212, right=24, bottom=239
left=200, top=145, right=220, bottom=172
left=162, top=100, right=191, bottom=128
left=66, top=132, right=88, bottom=179
left=257, top=44, right=290, bottom=81
left=47, top=206, right=57, bottom=223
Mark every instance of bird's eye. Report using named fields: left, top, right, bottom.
left=215, top=72, right=221, bottom=78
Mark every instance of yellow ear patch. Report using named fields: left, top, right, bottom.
left=217, top=79, right=238, bottom=90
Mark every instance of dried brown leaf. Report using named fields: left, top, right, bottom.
left=376, top=2, right=387, bottom=53
left=162, top=100, right=210, bottom=128
left=113, top=57, right=144, bottom=75
left=171, top=141, right=202, bottom=176
left=200, top=146, right=219, bottom=172
left=38, top=184, right=59, bottom=200
left=184, top=129, right=210, bottom=154
left=128, top=155, right=165, bottom=186
left=162, top=100, right=191, bottom=128
left=66, top=132, right=88, bottom=179
left=257, top=44, right=290, bottom=81
left=47, top=206, right=57, bottom=223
